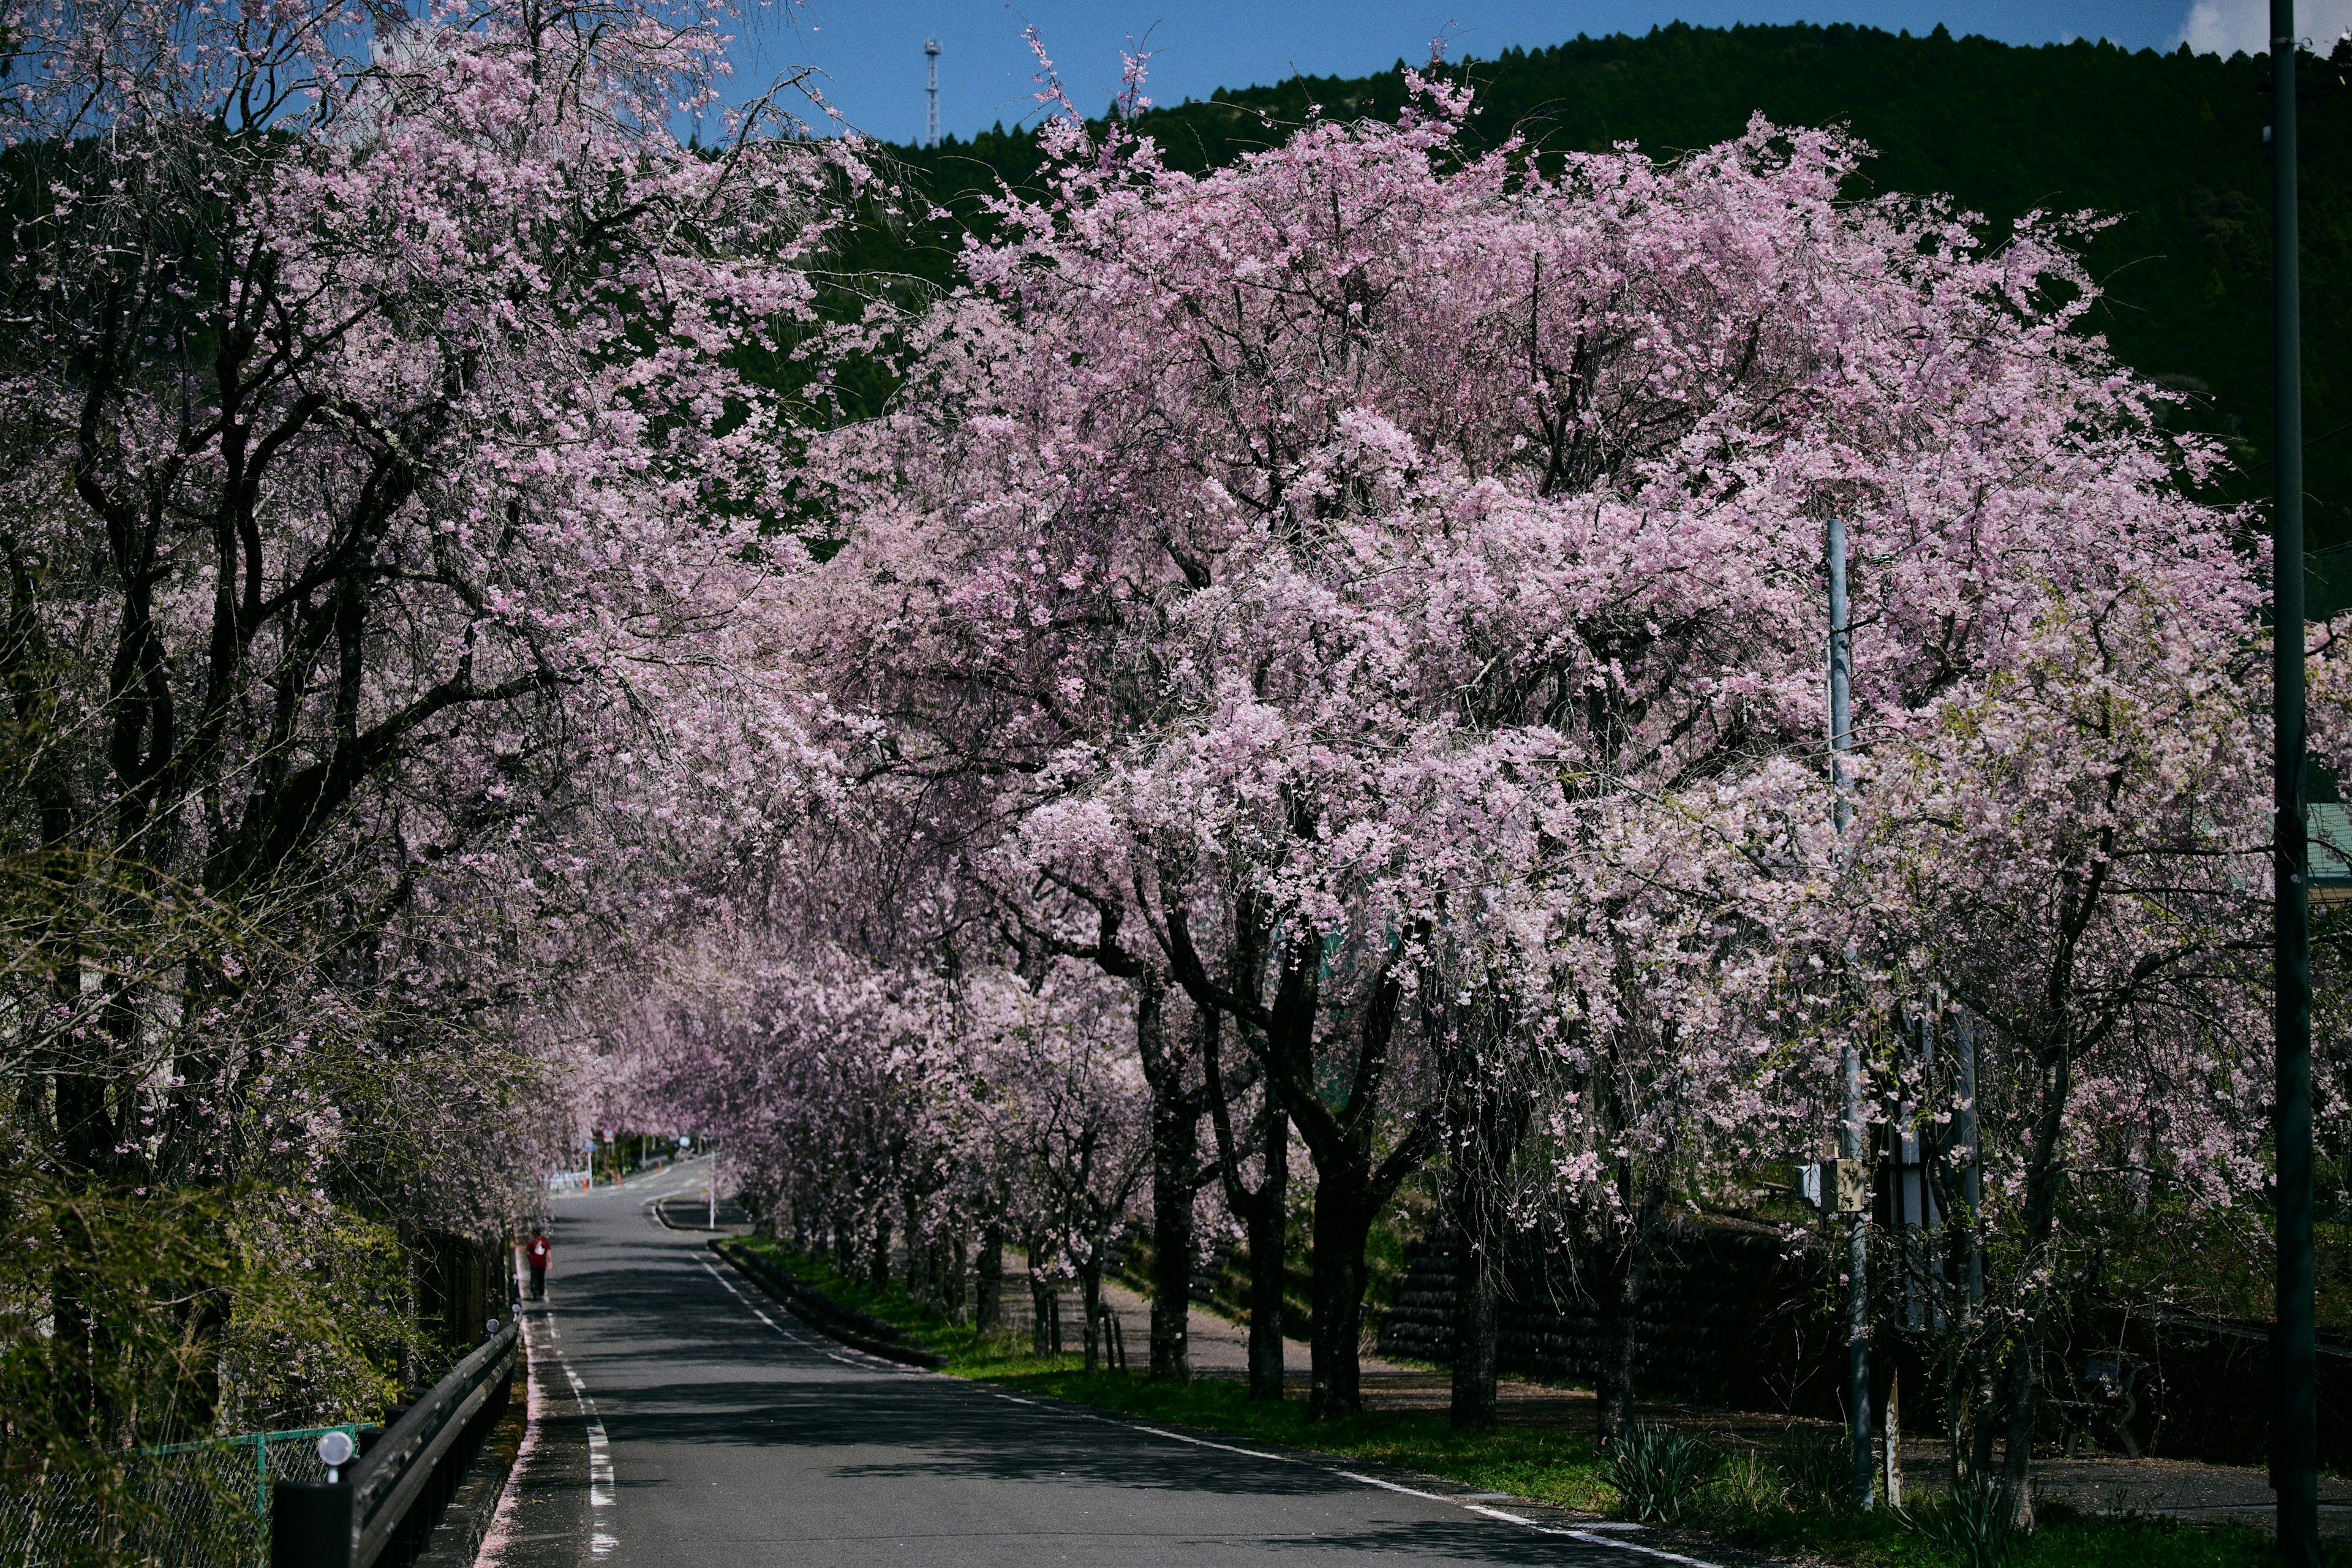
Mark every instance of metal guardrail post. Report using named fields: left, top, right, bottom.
left=271, top=1481, right=353, bottom=1568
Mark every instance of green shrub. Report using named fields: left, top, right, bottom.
left=1778, top=1424, right=1859, bottom=1513
left=1604, top=1425, right=1719, bottom=1525
left=1906, top=1476, right=2022, bottom=1568
left=1707, top=1450, right=1790, bottom=1515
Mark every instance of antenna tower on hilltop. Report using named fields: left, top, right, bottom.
left=924, top=37, right=941, bottom=148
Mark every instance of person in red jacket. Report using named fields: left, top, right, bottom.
left=526, top=1231, right=552, bottom=1300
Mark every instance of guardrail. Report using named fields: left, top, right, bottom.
left=270, top=1319, right=519, bottom=1568
left=546, top=1169, right=591, bottom=1193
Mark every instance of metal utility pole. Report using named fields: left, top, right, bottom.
left=924, top=37, right=941, bottom=149
left=1828, top=515, right=1874, bottom=1513
left=2271, top=4, right=2318, bottom=1562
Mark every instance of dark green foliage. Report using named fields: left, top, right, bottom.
left=1779, top=1422, right=1861, bottom=1512
left=1907, top=1477, right=2022, bottom=1568
left=1602, top=1424, right=1719, bottom=1524
left=881, top=24, right=2352, bottom=592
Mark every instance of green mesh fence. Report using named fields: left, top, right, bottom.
left=0, top=1425, right=360, bottom=1568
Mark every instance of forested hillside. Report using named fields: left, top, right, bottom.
left=883, top=22, right=2352, bottom=589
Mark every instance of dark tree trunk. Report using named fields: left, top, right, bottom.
left=1171, top=904, right=1435, bottom=1419
left=56, top=1072, right=114, bottom=1178
left=975, top=1225, right=1005, bottom=1332
left=1984, top=1032, right=2076, bottom=1528
left=1027, top=1236, right=1058, bottom=1355
left=51, top=1046, right=124, bottom=1447
left=1148, top=1098, right=1198, bottom=1381
left=869, top=1213, right=892, bottom=1295
left=1994, top=1308, right=2043, bottom=1526
left=1137, top=974, right=1202, bottom=1382
left=1202, top=990, right=1289, bottom=1402
left=1594, top=1181, right=1667, bottom=1445
left=940, top=1230, right=968, bottom=1321
left=1080, top=1265, right=1103, bottom=1373
left=1306, top=1176, right=1374, bottom=1419
left=1246, top=1106, right=1289, bottom=1401
left=1449, top=1228, right=1502, bottom=1431
left=1443, top=1054, right=1528, bottom=1433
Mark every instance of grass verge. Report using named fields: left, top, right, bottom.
left=727, top=1238, right=2336, bottom=1568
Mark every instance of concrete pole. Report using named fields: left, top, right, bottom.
left=1828, top=514, right=1874, bottom=1512
left=1958, top=1009, right=1982, bottom=1313
left=2269, top=6, right=2318, bottom=1561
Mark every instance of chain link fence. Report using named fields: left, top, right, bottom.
left=0, top=1425, right=358, bottom=1568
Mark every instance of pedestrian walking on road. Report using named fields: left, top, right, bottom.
left=527, top=1231, right=551, bottom=1300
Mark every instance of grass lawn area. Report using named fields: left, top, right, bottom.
left=725, top=1237, right=2335, bottom=1568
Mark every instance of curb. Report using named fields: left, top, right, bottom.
left=414, top=1341, right=530, bottom=1568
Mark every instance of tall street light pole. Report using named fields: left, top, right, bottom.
left=2270, top=4, right=2318, bottom=1562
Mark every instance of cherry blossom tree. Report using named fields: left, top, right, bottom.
left=433, top=42, right=2315, bottom=1521
left=971, top=962, right=1152, bottom=1370
left=792, top=51, right=2291, bottom=1456
left=1826, top=502, right=2270, bottom=1511
left=0, top=0, right=856, bottom=1456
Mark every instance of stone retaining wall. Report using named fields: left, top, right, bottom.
left=1378, top=1221, right=2349, bottom=1468
left=1376, top=1219, right=1847, bottom=1417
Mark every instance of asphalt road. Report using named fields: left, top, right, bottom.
left=492, top=1170, right=1699, bottom=1568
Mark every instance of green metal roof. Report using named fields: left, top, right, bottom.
left=2313, top=803, right=2352, bottom=886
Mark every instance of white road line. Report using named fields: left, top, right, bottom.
left=1333, top=1469, right=1460, bottom=1506
left=698, top=1260, right=878, bottom=1371
left=1128, top=1425, right=1292, bottom=1464
left=541, top=1313, right=617, bottom=1559
left=1544, top=1528, right=1728, bottom=1566
left=1125, top=1424, right=1725, bottom=1564
left=693, top=1246, right=1725, bottom=1567
left=1109, top=1414, right=1725, bottom=1562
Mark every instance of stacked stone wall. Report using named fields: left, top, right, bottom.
left=1378, top=1219, right=2351, bottom=1468
left=1378, top=1218, right=1847, bottom=1418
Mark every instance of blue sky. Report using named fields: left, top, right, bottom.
left=724, top=0, right=2332, bottom=147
